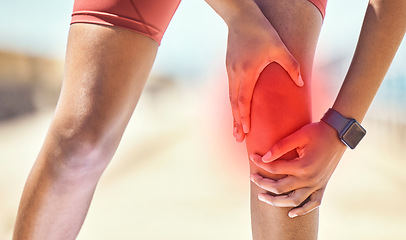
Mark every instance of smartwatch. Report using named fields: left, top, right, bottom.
left=321, top=108, right=366, bottom=149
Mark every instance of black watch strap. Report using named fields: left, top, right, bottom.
left=321, top=108, right=351, bottom=132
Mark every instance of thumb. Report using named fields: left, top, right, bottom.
left=274, top=46, right=303, bottom=87
left=262, top=128, right=307, bottom=163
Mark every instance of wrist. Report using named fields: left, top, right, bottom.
left=319, top=120, right=345, bottom=146
left=206, top=0, right=267, bottom=28
left=227, top=5, right=268, bottom=29
left=331, top=103, right=365, bottom=124
left=321, top=108, right=367, bottom=149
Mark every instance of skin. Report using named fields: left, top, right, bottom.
left=205, top=0, right=304, bottom=142
left=12, top=0, right=405, bottom=239
left=245, top=0, right=323, bottom=239
left=13, top=24, right=159, bottom=239
left=251, top=0, right=406, bottom=218
left=209, top=0, right=323, bottom=239
left=206, top=0, right=323, bottom=238
left=14, top=1, right=317, bottom=238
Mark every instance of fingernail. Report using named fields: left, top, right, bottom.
left=289, top=212, right=298, bottom=218
left=258, top=194, right=274, bottom=206
left=249, top=154, right=254, bottom=161
left=298, top=74, right=304, bottom=87
left=262, top=151, right=272, bottom=162
left=243, top=124, right=249, bottom=134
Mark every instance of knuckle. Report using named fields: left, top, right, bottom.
left=225, top=60, right=231, bottom=69
left=292, top=198, right=302, bottom=207
left=230, top=100, right=238, bottom=109
left=239, top=61, right=253, bottom=73
left=255, top=179, right=263, bottom=188
left=291, top=58, right=299, bottom=69
left=299, top=167, right=311, bottom=179
left=272, top=186, right=284, bottom=195
left=272, top=44, right=284, bottom=55
left=237, top=96, right=248, bottom=104
left=268, top=165, right=278, bottom=174
left=226, top=61, right=252, bottom=75
left=226, top=61, right=237, bottom=73
left=229, top=95, right=235, bottom=104
left=298, top=162, right=314, bottom=178
left=240, top=115, right=247, bottom=121
left=288, top=191, right=302, bottom=206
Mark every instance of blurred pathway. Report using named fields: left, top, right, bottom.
left=1, top=82, right=405, bottom=239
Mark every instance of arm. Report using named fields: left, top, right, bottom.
left=250, top=0, right=406, bottom=217
left=204, top=0, right=303, bottom=142
left=333, top=0, right=406, bottom=121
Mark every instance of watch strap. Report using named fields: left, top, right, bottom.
left=321, top=108, right=351, bottom=134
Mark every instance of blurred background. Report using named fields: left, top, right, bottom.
left=0, top=0, right=405, bottom=239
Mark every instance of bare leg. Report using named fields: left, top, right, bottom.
left=246, top=0, right=323, bottom=239
left=13, top=24, right=158, bottom=239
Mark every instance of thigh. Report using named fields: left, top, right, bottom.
left=49, top=23, right=158, bottom=149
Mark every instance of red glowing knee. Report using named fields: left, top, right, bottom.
left=246, top=62, right=311, bottom=178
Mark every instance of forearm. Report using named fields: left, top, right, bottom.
left=333, top=0, right=406, bottom=121
left=204, top=0, right=267, bottom=27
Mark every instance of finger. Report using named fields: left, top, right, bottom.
left=233, top=120, right=244, bottom=142
left=274, top=46, right=303, bottom=87
left=250, top=153, right=299, bottom=175
left=228, top=74, right=245, bottom=142
left=233, top=121, right=238, bottom=139
left=237, top=131, right=245, bottom=142
left=235, top=120, right=245, bottom=142
left=249, top=153, right=262, bottom=162
left=262, top=129, right=307, bottom=163
left=288, top=189, right=324, bottom=218
left=250, top=173, right=299, bottom=195
left=258, top=187, right=313, bottom=207
left=237, top=71, right=257, bottom=134
left=231, top=111, right=243, bottom=142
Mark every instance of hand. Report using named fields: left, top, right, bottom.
left=249, top=121, right=347, bottom=218
left=226, top=14, right=303, bottom=142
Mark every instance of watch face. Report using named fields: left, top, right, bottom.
left=341, top=121, right=367, bottom=149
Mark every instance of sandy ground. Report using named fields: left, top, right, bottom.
left=1, top=80, right=405, bottom=240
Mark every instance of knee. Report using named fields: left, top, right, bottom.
left=251, top=62, right=311, bottom=119
left=43, top=113, right=121, bottom=174
left=246, top=63, right=312, bottom=181
left=246, top=63, right=311, bottom=155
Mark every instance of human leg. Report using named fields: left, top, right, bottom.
left=13, top=24, right=158, bottom=240
left=247, top=63, right=317, bottom=240
left=246, top=0, right=324, bottom=239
